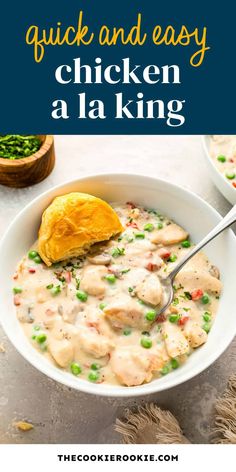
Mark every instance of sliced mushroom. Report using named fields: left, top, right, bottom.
left=209, top=265, right=220, bottom=279
left=87, top=253, right=111, bottom=265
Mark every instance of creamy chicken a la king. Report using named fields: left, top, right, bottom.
left=210, top=135, right=236, bottom=188
left=13, top=201, right=222, bottom=387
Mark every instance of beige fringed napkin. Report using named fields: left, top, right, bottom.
left=115, top=403, right=190, bottom=444
left=115, top=375, right=236, bottom=444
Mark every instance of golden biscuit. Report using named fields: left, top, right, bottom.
left=38, top=192, right=123, bottom=266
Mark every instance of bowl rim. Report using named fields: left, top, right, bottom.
left=202, top=135, right=236, bottom=194
left=0, top=135, right=54, bottom=167
left=1, top=172, right=236, bottom=397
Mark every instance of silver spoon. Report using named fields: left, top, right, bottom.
left=156, top=204, right=236, bottom=318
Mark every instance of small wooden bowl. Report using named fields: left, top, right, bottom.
left=0, top=135, right=55, bottom=188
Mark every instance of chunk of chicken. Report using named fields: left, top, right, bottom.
left=163, top=322, right=190, bottom=358
left=184, top=323, right=207, bottom=348
left=77, top=327, right=114, bottom=358
left=80, top=266, right=107, bottom=296
left=176, top=269, right=222, bottom=295
left=104, top=297, right=146, bottom=329
left=136, top=273, right=163, bottom=306
left=49, top=339, right=74, bottom=367
left=57, top=300, right=79, bottom=324
left=111, top=346, right=167, bottom=386
left=151, top=223, right=188, bottom=245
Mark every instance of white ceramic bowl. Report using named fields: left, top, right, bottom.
left=202, top=136, right=236, bottom=205
left=0, top=174, right=236, bottom=397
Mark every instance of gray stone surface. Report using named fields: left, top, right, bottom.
left=0, top=135, right=235, bottom=444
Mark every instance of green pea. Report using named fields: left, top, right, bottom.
left=91, top=363, right=100, bottom=371
left=168, top=254, right=177, bottom=263
left=36, top=333, right=47, bottom=344
left=161, top=365, right=170, bottom=375
left=171, top=358, right=179, bottom=369
left=217, top=155, right=226, bottom=163
left=135, top=232, right=145, bottom=239
left=99, top=302, right=106, bottom=310
left=105, top=274, right=116, bottom=284
left=51, top=286, right=61, bottom=296
left=181, top=240, right=191, bottom=248
left=123, top=328, right=132, bottom=336
left=203, top=312, right=211, bottom=322
left=76, top=290, right=88, bottom=302
left=140, top=337, right=152, bottom=349
left=226, top=172, right=236, bottom=180
left=201, top=293, right=210, bottom=305
left=202, top=322, right=211, bottom=333
left=34, top=255, right=42, bottom=264
left=28, top=250, right=39, bottom=260
left=88, top=371, right=99, bottom=382
left=144, top=223, right=154, bottom=232
left=145, top=310, right=156, bottom=321
left=169, top=314, right=180, bottom=323
left=157, top=222, right=163, bottom=230
left=70, top=362, right=82, bottom=376
left=13, top=287, right=22, bottom=294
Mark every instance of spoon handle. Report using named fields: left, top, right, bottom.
left=169, top=204, right=236, bottom=281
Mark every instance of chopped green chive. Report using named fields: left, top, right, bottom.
left=135, top=232, right=145, bottom=239
left=123, top=328, right=132, bottom=336
left=51, top=285, right=61, bottom=296
left=112, top=247, right=125, bottom=258
left=91, top=363, right=100, bottom=371
left=172, top=297, right=179, bottom=306
left=33, top=325, right=40, bottom=331
left=13, top=287, right=22, bottom=294
left=181, top=240, right=191, bottom=248
left=31, top=335, right=36, bottom=340
left=46, top=284, right=54, bottom=290
left=121, top=268, right=130, bottom=274
left=217, top=155, right=226, bottom=163
left=70, top=362, right=82, bottom=376
left=145, top=310, right=156, bottom=322
left=128, top=287, right=134, bottom=293
left=76, top=290, right=88, bottom=302
left=144, top=223, right=154, bottom=232
left=201, top=293, right=210, bottom=305
left=157, top=222, right=163, bottom=230
left=140, top=337, right=152, bottom=349
left=105, top=274, right=116, bottom=284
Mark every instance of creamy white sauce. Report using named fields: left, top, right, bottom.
left=210, top=135, right=236, bottom=187
left=13, top=202, right=222, bottom=387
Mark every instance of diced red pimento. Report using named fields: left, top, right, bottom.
left=65, top=271, right=72, bottom=283
left=126, top=221, right=139, bottom=229
left=158, top=248, right=171, bottom=259
left=13, top=273, right=18, bottom=280
left=178, top=315, right=189, bottom=326
left=145, top=262, right=159, bottom=272
left=191, top=289, right=203, bottom=301
left=29, top=268, right=36, bottom=274
left=126, top=202, right=136, bottom=209
left=232, top=182, right=236, bottom=188
left=13, top=294, right=21, bottom=306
